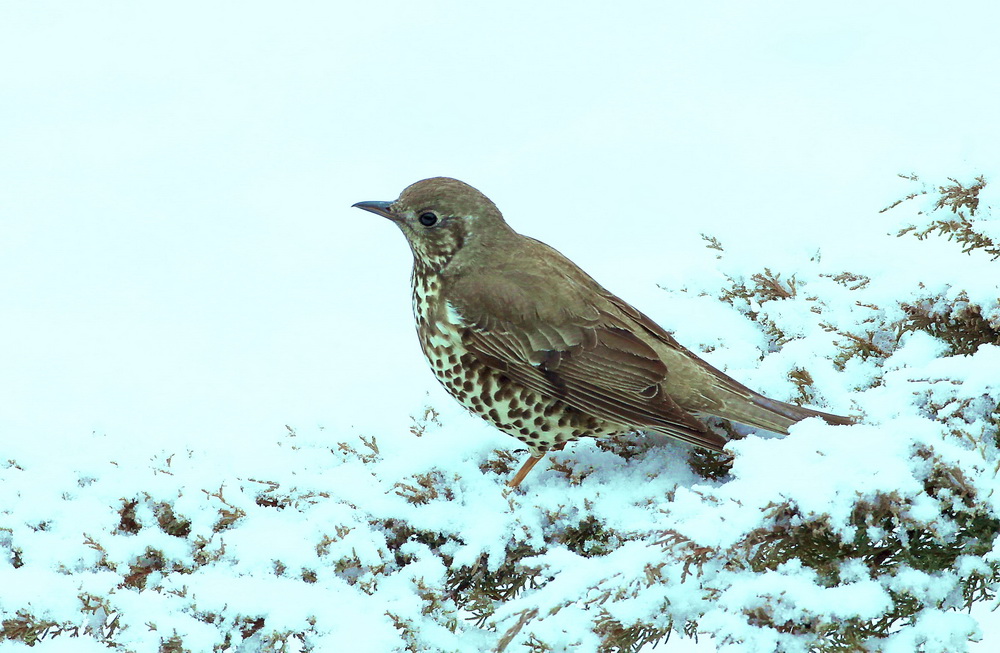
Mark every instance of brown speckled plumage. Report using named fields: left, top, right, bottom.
left=354, top=177, right=851, bottom=487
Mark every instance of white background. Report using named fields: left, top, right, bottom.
left=3, top=1, right=998, bottom=445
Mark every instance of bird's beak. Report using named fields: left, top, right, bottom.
left=352, top=200, right=397, bottom=220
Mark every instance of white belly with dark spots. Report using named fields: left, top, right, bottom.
left=410, top=273, right=622, bottom=453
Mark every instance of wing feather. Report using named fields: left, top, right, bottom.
left=443, top=238, right=847, bottom=443
left=447, top=265, right=726, bottom=451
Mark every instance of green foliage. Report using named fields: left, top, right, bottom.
left=898, top=293, right=1000, bottom=355
left=448, top=546, right=544, bottom=628
left=891, top=175, right=998, bottom=259
left=710, top=265, right=803, bottom=351
left=884, top=175, right=1000, bottom=353
left=687, top=419, right=740, bottom=481
left=677, top=175, right=1000, bottom=651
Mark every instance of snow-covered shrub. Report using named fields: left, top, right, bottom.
left=2, top=176, right=998, bottom=652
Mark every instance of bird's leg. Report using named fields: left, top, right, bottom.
left=507, top=454, right=545, bottom=488
left=507, top=442, right=568, bottom=488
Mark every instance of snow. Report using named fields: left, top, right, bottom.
left=3, top=1, right=1000, bottom=651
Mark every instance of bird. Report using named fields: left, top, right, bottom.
left=353, top=177, right=851, bottom=487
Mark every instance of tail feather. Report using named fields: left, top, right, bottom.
left=713, top=392, right=852, bottom=435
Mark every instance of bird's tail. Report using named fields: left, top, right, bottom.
left=714, top=392, right=853, bottom=435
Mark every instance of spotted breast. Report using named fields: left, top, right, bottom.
left=411, top=268, right=623, bottom=457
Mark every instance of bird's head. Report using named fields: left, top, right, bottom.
left=353, top=177, right=511, bottom=271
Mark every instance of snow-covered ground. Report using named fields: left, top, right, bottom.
left=2, top=2, right=999, bottom=651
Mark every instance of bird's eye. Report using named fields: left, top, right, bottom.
left=418, top=212, right=438, bottom=227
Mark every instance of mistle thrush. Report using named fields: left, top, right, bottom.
left=353, top=177, right=851, bottom=487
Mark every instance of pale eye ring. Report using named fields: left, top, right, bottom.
left=418, top=212, right=439, bottom=227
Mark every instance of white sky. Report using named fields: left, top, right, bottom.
left=3, top=0, right=999, bottom=446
